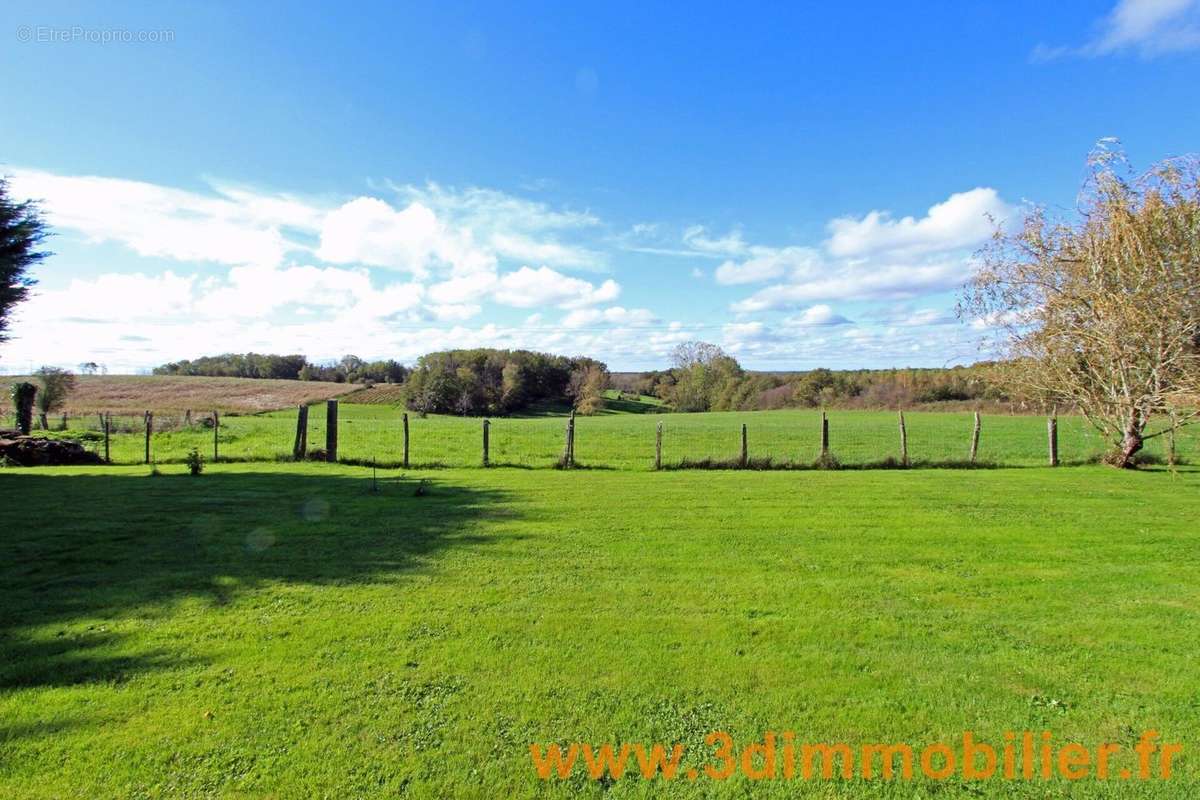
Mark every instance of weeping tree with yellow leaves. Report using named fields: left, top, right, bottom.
left=962, top=143, right=1200, bottom=468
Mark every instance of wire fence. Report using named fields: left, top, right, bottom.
left=3, top=403, right=1195, bottom=469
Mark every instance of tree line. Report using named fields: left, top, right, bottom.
left=154, top=353, right=407, bottom=384
left=613, top=343, right=1005, bottom=412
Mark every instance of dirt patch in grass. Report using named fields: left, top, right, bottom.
left=8, top=375, right=364, bottom=414
left=346, top=384, right=408, bottom=405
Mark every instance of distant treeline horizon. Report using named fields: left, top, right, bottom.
left=150, top=348, right=1012, bottom=414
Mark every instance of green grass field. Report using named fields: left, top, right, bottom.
left=30, top=403, right=1198, bottom=469
left=1, top=462, right=1198, bottom=797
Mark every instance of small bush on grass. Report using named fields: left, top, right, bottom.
left=186, top=448, right=204, bottom=476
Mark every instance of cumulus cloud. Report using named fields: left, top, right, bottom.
left=716, top=187, right=1009, bottom=312
left=714, top=246, right=822, bottom=285
left=7, top=169, right=301, bottom=267
left=731, top=257, right=972, bottom=312
left=316, top=198, right=443, bottom=276
left=1032, top=0, right=1200, bottom=60
left=400, top=182, right=604, bottom=270
left=14, top=271, right=196, bottom=325
left=825, top=188, right=1009, bottom=258
left=561, top=306, right=659, bottom=328
left=9, top=168, right=605, bottom=282
left=492, top=266, right=619, bottom=309
left=783, top=304, right=852, bottom=326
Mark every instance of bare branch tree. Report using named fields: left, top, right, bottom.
left=961, top=145, right=1200, bottom=468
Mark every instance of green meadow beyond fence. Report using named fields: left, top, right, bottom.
left=5, top=401, right=1195, bottom=469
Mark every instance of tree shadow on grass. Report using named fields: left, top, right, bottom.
left=0, top=470, right=515, bottom=692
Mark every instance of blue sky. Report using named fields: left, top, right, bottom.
left=2, top=1, right=1198, bottom=373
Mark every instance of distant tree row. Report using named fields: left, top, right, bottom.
left=611, top=342, right=1006, bottom=412
left=154, top=353, right=406, bottom=384
left=404, top=349, right=608, bottom=416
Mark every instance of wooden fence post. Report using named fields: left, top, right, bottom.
left=563, top=411, right=575, bottom=468
left=60, top=413, right=67, bottom=431
left=144, top=410, right=153, bottom=464
left=482, top=418, right=490, bottom=466
left=740, top=423, right=748, bottom=467
left=1047, top=413, right=1059, bottom=467
left=293, top=404, right=308, bottom=460
left=969, top=411, right=981, bottom=463
left=213, top=410, right=219, bottom=461
left=185, top=409, right=192, bottom=426
left=1167, top=411, right=1178, bottom=469
left=820, top=411, right=830, bottom=457
left=569, top=412, right=576, bottom=467
left=655, top=420, right=663, bottom=470
left=898, top=410, right=908, bottom=466
left=325, top=399, right=338, bottom=463
left=102, top=412, right=110, bottom=464
left=402, top=412, right=410, bottom=469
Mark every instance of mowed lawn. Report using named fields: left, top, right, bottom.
left=1, top=464, right=1198, bottom=798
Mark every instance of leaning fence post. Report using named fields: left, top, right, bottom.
left=969, top=411, right=981, bottom=463
left=655, top=420, right=663, bottom=470
left=402, top=412, right=410, bottom=469
left=820, top=411, right=830, bottom=457
left=1047, top=412, right=1059, bottom=467
left=898, top=410, right=909, bottom=466
left=482, top=418, right=490, bottom=466
left=325, top=399, right=338, bottom=463
left=740, top=423, right=748, bottom=467
left=213, top=410, right=220, bottom=461
left=144, top=410, right=153, bottom=464
left=293, top=404, right=308, bottom=460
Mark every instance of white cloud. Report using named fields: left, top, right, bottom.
left=731, top=256, right=971, bottom=312
left=718, top=187, right=1011, bottom=312
left=427, top=272, right=498, bottom=305
left=315, top=197, right=443, bottom=276
left=722, top=321, right=776, bottom=343
left=1033, top=0, right=1200, bottom=60
left=492, top=266, right=619, bottom=309
left=825, top=188, right=1009, bottom=258
left=682, top=225, right=747, bottom=256
left=783, top=305, right=852, bottom=326
left=714, top=246, right=822, bottom=285
left=427, top=303, right=482, bottom=322
left=7, top=169, right=300, bottom=267
left=561, top=306, right=658, bottom=329
left=14, top=271, right=196, bottom=325
left=490, top=232, right=603, bottom=270
left=9, top=168, right=603, bottom=283
left=399, top=182, right=604, bottom=271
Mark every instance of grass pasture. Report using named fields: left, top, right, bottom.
left=29, top=402, right=1198, bottom=469
left=1, top=462, right=1198, bottom=798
